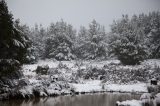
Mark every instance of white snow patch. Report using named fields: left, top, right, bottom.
left=117, top=100, right=142, bottom=106
left=105, top=83, right=147, bottom=92
left=71, top=80, right=102, bottom=92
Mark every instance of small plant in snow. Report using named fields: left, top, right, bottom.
left=57, top=61, right=68, bottom=69
left=74, top=60, right=84, bottom=67
left=35, top=65, right=49, bottom=75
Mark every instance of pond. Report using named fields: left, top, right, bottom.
left=0, top=93, right=141, bottom=106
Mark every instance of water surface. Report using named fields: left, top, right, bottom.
left=0, top=93, right=141, bottom=106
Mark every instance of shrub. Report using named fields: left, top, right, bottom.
left=0, top=59, right=21, bottom=77
left=57, top=62, right=69, bottom=69
left=84, top=66, right=106, bottom=80
left=35, top=65, right=49, bottom=75
left=147, top=85, right=157, bottom=93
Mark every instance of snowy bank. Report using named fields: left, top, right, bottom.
left=104, top=83, right=148, bottom=93
left=117, top=100, right=142, bottom=106
left=71, top=80, right=147, bottom=93
left=71, top=80, right=102, bottom=93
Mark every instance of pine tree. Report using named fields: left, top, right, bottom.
left=0, top=0, right=29, bottom=76
left=108, top=15, right=148, bottom=65
left=75, top=26, right=88, bottom=58
left=146, top=12, right=160, bottom=58
left=29, top=24, right=47, bottom=59
left=76, top=20, right=107, bottom=60
left=14, top=19, right=36, bottom=63
left=44, top=20, right=76, bottom=60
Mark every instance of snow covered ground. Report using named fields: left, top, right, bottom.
left=20, top=59, right=160, bottom=96
left=104, top=83, right=148, bottom=93
left=71, top=80, right=147, bottom=93
left=71, top=80, right=102, bottom=92
left=117, top=100, right=142, bottom=106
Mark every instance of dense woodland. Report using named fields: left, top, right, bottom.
left=0, top=0, right=160, bottom=77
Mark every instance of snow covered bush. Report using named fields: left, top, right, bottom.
left=102, top=63, right=154, bottom=84
left=84, top=66, right=106, bottom=80
left=75, top=68, right=86, bottom=79
left=57, top=61, right=69, bottom=69
left=25, top=47, right=36, bottom=64
left=47, top=62, right=76, bottom=82
left=74, top=60, right=84, bottom=67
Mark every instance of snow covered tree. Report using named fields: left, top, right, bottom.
left=108, top=15, right=148, bottom=65
left=75, top=26, right=88, bottom=58
left=14, top=19, right=36, bottom=63
left=44, top=20, right=76, bottom=60
left=76, top=20, right=107, bottom=59
left=146, top=12, right=160, bottom=58
left=29, top=24, right=48, bottom=59
left=0, top=0, right=29, bottom=76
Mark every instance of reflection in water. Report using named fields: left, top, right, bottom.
left=0, top=93, right=140, bottom=106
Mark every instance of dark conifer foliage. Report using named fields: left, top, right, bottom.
left=0, top=0, right=29, bottom=76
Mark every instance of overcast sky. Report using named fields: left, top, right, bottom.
left=6, top=0, right=160, bottom=32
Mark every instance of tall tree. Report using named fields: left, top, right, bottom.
left=108, top=14, right=149, bottom=65
left=0, top=0, right=29, bottom=76
left=146, top=12, right=160, bottom=58
left=29, top=24, right=47, bottom=59
left=76, top=20, right=107, bottom=59
left=14, top=19, right=36, bottom=63
left=44, top=20, right=76, bottom=60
